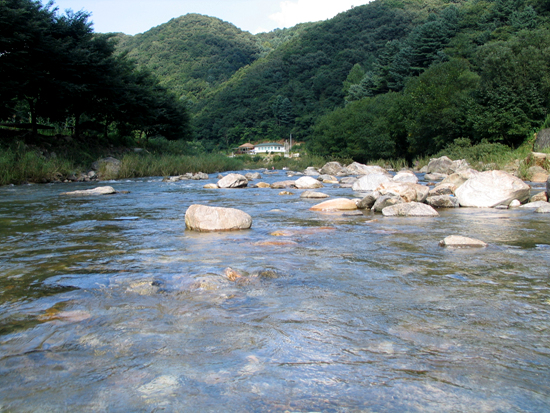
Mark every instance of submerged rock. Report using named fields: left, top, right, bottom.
left=455, top=170, right=530, bottom=207
left=536, top=204, right=550, bottom=213
left=300, top=191, right=329, bottom=199
left=519, top=201, right=550, bottom=209
left=61, top=186, right=117, bottom=196
left=439, top=235, right=487, bottom=248
left=185, top=204, right=252, bottom=232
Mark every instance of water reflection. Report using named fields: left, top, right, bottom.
left=0, top=174, right=549, bottom=412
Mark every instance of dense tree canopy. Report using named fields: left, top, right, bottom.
left=0, top=0, right=190, bottom=141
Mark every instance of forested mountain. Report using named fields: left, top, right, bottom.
left=114, top=0, right=550, bottom=161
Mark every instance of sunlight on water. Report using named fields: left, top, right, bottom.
left=0, top=173, right=549, bottom=412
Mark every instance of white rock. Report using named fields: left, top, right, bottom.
left=295, top=176, right=324, bottom=189
left=61, top=186, right=116, bottom=196
left=519, top=201, right=550, bottom=209
left=509, top=199, right=521, bottom=207
left=377, top=182, right=430, bottom=203
left=439, top=235, right=487, bottom=248
left=455, top=170, right=530, bottom=208
left=352, top=173, right=391, bottom=191
left=393, top=171, right=419, bottom=184
left=300, top=191, right=329, bottom=199
left=185, top=205, right=252, bottom=232
left=309, top=198, right=358, bottom=211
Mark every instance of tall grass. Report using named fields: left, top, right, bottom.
left=112, top=153, right=245, bottom=179
left=0, top=146, right=78, bottom=185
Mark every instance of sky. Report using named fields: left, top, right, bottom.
left=42, top=0, right=373, bottom=35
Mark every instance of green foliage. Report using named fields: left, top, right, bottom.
left=0, top=0, right=190, bottom=144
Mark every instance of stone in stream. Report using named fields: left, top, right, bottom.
left=357, top=191, right=379, bottom=209
left=377, top=182, right=430, bottom=203
left=352, top=173, right=391, bottom=191
left=392, top=170, right=419, bottom=184
left=372, top=195, right=404, bottom=212
left=439, top=235, right=487, bottom=248
left=429, top=183, right=457, bottom=196
left=382, top=202, right=439, bottom=217
left=60, top=186, right=117, bottom=196
left=530, top=191, right=548, bottom=202
left=519, top=201, right=550, bottom=209
left=295, top=176, right=324, bottom=189
left=455, top=170, right=530, bottom=207
left=426, top=195, right=460, bottom=208
left=346, top=162, right=388, bottom=176
left=309, top=198, right=358, bottom=211
left=300, top=191, right=329, bottom=199
left=217, top=173, right=248, bottom=188
left=245, top=172, right=262, bottom=181
left=319, top=161, right=344, bottom=175
left=547, top=175, right=550, bottom=194
left=185, top=204, right=252, bottom=232
left=536, top=204, right=550, bottom=213
left=271, top=180, right=296, bottom=189
left=203, top=183, right=219, bottom=189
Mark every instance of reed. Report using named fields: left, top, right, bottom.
left=0, top=146, right=78, bottom=185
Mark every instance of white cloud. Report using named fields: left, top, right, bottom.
left=269, top=0, right=371, bottom=28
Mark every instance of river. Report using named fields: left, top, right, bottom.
left=0, top=171, right=549, bottom=412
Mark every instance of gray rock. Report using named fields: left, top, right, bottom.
left=300, top=191, right=329, bottom=199
left=217, top=173, right=248, bottom=188
left=547, top=175, right=550, bottom=195
left=377, top=182, right=430, bottom=203
left=340, top=177, right=357, bottom=185
left=373, top=195, right=404, bottom=212
left=303, top=167, right=320, bottom=176
left=357, top=191, right=379, bottom=209
left=347, top=162, right=389, bottom=176
left=185, top=204, right=252, bottom=232
left=455, top=170, right=530, bottom=207
left=440, top=168, right=480, bottom=188
left=192, top=172, right=209, bottom=180
left=382, top=202, right=439, bottom=217
left=439, top=235, right=487, bottom=248
left=245, top=172, right=262, bottom=181
left=271, top=180, right=296, bottom=189
left=318, top=174, right=338, bottom=182
left=535, top=128, right=550, bottom=151
left=426, top=195, right=460, bottom=208
left=427, top=156, right=470, bottom=175
left=319, top=161, right=344, bottom=175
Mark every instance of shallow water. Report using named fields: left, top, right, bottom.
left=0, top=172, right=549, bottom=412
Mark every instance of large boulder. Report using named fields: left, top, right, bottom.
left=61, top=186, right=117, bottom=196
left=346, top=162, right=389, bottom=176
left=185, top=205, right=252, bottom=232
left=352, top=173, right=391, bottom=191
left=455, top=170, right=530, bottom=207
left=295, top=176, right=324, bottom=189
left=382, top=202, right=439, bottom=217
left=217, top=173, right=248, bottom=188
left=376, top=182, right=430, bottom=203
left=309, top=198, right=358, bottom=211
left=319, top=162, right=343, bottom=175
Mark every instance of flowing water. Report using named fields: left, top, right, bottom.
left=0, top=171, right=549, bottom=412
